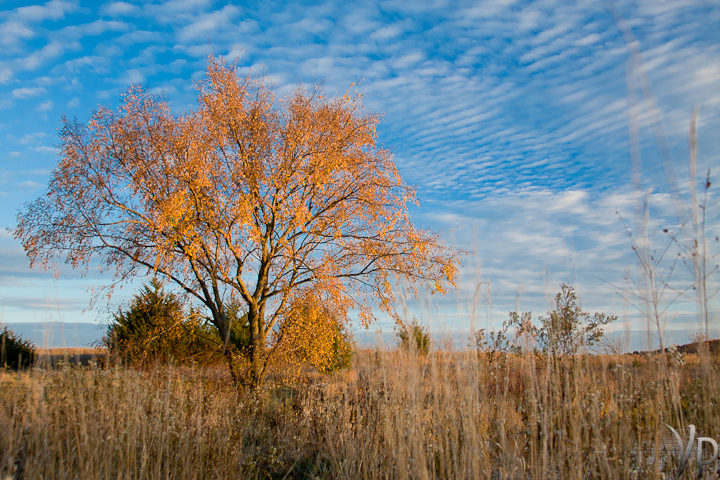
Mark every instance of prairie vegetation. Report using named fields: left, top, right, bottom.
left=6, top=35, right=718, bottom=480
left=1, top=341, right=718, bottom=479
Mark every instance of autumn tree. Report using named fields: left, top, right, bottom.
left=14, top=56, right=460, bottom=388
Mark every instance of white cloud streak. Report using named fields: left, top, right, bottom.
left=12, top=86, right=47, bottom=98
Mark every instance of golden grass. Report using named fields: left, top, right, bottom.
left=1, top=347, right=718, bottom=479
left=36, top=348, right=107, bottom=356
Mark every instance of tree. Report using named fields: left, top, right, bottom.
left=1, top=325, right=36, bottom=369
left=14, top=56, right=460, bottom=387
left=396, top=319, right=431, bottom=356
left=512, top=284, right=617, bottom=356
left=106, top=278, right=222, bottom=366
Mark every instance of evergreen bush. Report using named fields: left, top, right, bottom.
left=0, top=325, right=36, bottom=369
left=106, top=278, right=222, bottom=365
left=396, top=319, right=430, bottom=356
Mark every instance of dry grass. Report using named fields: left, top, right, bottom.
left=33, top=348, right=109, bottom=369
left=2, top=346, right=719, bottom=479
left=35, top=348, right=107, bottom=356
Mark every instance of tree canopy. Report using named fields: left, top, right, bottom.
left=14, top=56, right=461, bottom=386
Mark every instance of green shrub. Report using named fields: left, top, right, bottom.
left=322, top=321, right=355, bottom=373
left=0, top=325, right=36, bottom=369
left=106, top=278, right=222, bottom=366
left=396, top=319, right=430, bottom=356
left=223, top=300, right=252, bottom=354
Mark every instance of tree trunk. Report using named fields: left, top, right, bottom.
left=247, top=304, right=265, bottom=389
left=223, top=344, right=241, bottom=385
left=212, top=309, right=240, bottom=385
left=204, top=308, right=246, bottom=387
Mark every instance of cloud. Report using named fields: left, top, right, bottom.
left=145, top=0, right=215, bottom=25
left=9, top=0, right=77, bottom=23
left=0, top=21, right=36, bottom=47
left=17, top=132, right=48, bottom=144
left=403, top=186, right=707, bottom=338
left=119, top=68, right=146, bottom=85
left=36, top=100, right=54, bottom=112
left=175, top=5, right=242, bottom=43
left=148, top=85, right=178, bottom=96
left=16, top=180, right=43, bottom=189
left=10, top=40, right=71, bottom=76
left=287, top=17, right=333, bottom=36
left=32, top=146, right=58, bottom=154
left=12, top=87, right=47, bottom=99
left=369, top=24, right=405, bottom=41
left=7, top=168, right=52, bottom=176
left=0, top=67, right=12, bottom=84
left=66, top=97, right=79, bottom=107
left=55, top=19, right=129, bottom=40
left=113, top=30, right=164, bottom=46
left=0, top=296, right=88, bottom=311
left=0, top=0, right=77, bottom=51
left=576, top=33, right=602, bottom=46
left=34, top=76, right=54, bottom=86
left=101, top=2, right=142, bottom=17
left=67, top=77, right=82, bottom=90
left=59, top=55, right=109, bottom=73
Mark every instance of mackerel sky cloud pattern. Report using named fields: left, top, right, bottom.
left=0, top=0, right=718, bottom=348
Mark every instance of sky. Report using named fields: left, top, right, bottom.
left=0, top=0, right=719, bottom=350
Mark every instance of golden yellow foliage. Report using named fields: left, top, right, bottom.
left=271, top=288, right=353, bottom=377
left=14, top=55, right=461, bottom=387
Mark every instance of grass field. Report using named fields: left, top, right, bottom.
left=2, top=344, right=719, bottom=479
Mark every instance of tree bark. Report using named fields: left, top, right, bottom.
left=247, top=304, right=264, bottom=388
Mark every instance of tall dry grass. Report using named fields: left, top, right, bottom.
left=2, top=345, right=718, bottom=479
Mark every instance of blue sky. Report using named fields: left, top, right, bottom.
left=1, top=0, right=718, bottom=349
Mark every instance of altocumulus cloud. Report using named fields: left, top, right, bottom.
left=0, top=0, right=717, bottom=349
left=12, top=86, right=46, bottom=98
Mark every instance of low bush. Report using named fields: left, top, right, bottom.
left=396, top=319, right=430, bottom=355
left=0, top=325, right=36, bottom=369
left=272, top=295, right=356, bottom=376
left=105, top=278, right=224, bottom=366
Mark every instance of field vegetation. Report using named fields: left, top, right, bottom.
left=1, top=339, right=719, bottom=479
left=1, top=283, right=717, bottom=479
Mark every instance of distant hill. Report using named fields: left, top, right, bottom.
left=629, top=339, right=720, bottom=356
left=4, top=322, right=105, bottom=349
left=673, top=339, right=720, bottom=355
